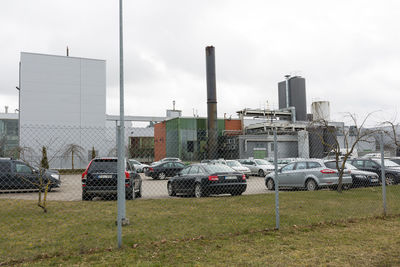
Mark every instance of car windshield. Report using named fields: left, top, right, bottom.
left=162, top=158, right=178, bottom=162
left=325, top=161, right=357, bottom=170
left=373, top=159, right=400, bottom=168
left=203, top=164, right=235, bottom=174
left=343, top=163, right=357, bottom=170
left=89, top=160, right=117, bottom=173
left=226, top=161, right=241, bottom=167
left=255, top=159, right=272, bottom=166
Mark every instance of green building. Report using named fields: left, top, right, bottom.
left=165, top=117, right=225, bottom=161
left=0, top=114, right=19, bottom=157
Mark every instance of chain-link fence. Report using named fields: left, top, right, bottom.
left=0, top=124, right=399, bottom=263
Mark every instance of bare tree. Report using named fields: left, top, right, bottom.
left=15, top=145, right=60, bottom=213
left=61, top=143, right=85, bottom=170
left=107, top=145, right=130, bottom=157
left=383, top=121, right=400, bottom=155
left=309, top=112, right=379, bottom=192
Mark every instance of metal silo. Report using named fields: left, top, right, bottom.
left=278, top=76, right=307, bottom=121
left=311, top=101, right=330, bottom=121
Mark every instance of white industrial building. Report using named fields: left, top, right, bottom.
left=17, top=52, right=173, bottom=168
left=19, top=52, right=115, bottom=168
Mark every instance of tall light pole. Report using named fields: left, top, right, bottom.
left=117, top=0, right=127, bottom=248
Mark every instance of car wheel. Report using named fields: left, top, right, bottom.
left=231, top=190, right=243, bottom=196
left=135, top=183, right=142, bottom=198
left=82, top=191, right=91, bottom=201
left=158, top=172, right=166, bottom=180
left=266, top=178, right=275, bottom=190
left=342, top=184, right=350, bottom=190
left=167, top=182, right=176, bottom=196
left=258, top=169, right=265, bottom=177
left=194, top=183, right=204, bottom=198
left=126, top=190, right=134, bottom=200
left=385, top=174, right=396, bottom=185
left=306, top=179, right=317, bottom=191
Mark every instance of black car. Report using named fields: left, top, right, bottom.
left=167, top=163, right=247, bottom=198
left=0, top=158, right=61, bottom=191
left=324, top=160, right=380, bottom=187
left=145, top=161, right=185, bottom=180
left=151, top=157, right=182, bottom=166
left=349, top=158, right=400, bottom=185
left=81, top=157, right=142, bottom=201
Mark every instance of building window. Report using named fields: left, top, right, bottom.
left=187, top=141, right=194, bottom=153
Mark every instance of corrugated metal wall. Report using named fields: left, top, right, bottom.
left=154, top=122, right=166, bottom=161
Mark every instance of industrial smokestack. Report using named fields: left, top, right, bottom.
left=5, top=106, right=8, bottom=114
left=206, top=46, right=218, bottom=159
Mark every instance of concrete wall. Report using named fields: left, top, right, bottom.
left=20, top=52, right=106, bottom=127
left=238, top=134, right=299, bottom=159
left=19, top=53, right=107, bottom=169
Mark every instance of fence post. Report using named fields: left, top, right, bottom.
left=273, top=129, right=279, bottom=229
left=380, top=132, right=387, bottom=216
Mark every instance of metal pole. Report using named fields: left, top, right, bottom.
left=273, top=129, right=279, bottom=229
left=380, top=132, right=387, bottom=216
left=285, top=75, right=290, bottom=109
left=18, top=62, right=21, bottom=154
left=117, top=0, right=126, bottom=248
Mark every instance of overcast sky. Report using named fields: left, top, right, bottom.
left=1, top=0, right=399, bottom=126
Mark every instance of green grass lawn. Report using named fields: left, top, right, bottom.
left=1, top=186, right=399, bottom=265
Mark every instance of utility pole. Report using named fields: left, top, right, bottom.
left=117, top=0, right=128, bottom=249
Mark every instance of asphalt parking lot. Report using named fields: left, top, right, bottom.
left=0, top=174, right=272, bottom=201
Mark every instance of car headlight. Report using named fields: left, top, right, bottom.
left=354, top=174, right=367, bottom=179
left=51, top=173, right=60, bottom=180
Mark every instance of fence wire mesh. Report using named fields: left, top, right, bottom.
left=0, top=124, right=399, bottom=263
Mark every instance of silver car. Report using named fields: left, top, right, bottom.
left=225, top=160, right=251, bottom=178
left=128, top=159, right=149, bottom=173
left=238, top=159, right=275, bottom=177
left=265, top=159, right=352, bottom=191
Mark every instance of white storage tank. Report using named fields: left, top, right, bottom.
left=311, top=101, right=330, bottom=121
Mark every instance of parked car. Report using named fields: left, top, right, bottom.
left=128, top=159, right=149, bottom=173
left=81, top=157, right=142, bottom=201
left=324, top=160, right=379, bottom=187
left=145, top=161, right=185, bottom=179
left=167, top=163, right=247, bottom=198
left=389, top=157, right=400, bottom=165
left=151, top=157, right=182, bottom=166
left=266, top=158, right=299, bottom=168
left=238, top=159, right=275, bottom=177
left=265, top=159, right=352, bottom=191
left=0, top=158, right=61, bottom=191
left=225, top=160, right=251, bottom=178
left=348, top=158, right=400, bottom=185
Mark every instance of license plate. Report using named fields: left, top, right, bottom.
left=225, top=176, right=237, bottom=180
left=371, top=179, right=378, bottom=182
left=98, top=174, right=112, bottom=178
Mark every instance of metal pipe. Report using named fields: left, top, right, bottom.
left=117, top=0, right=126, bottom=248
left=380, top=132, right=387, bottom=216
left=273, top=129, right=279, bottom=229
left=206, top=46, right=218, bottom=159
left=285, top=75, right=290, bottom=109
